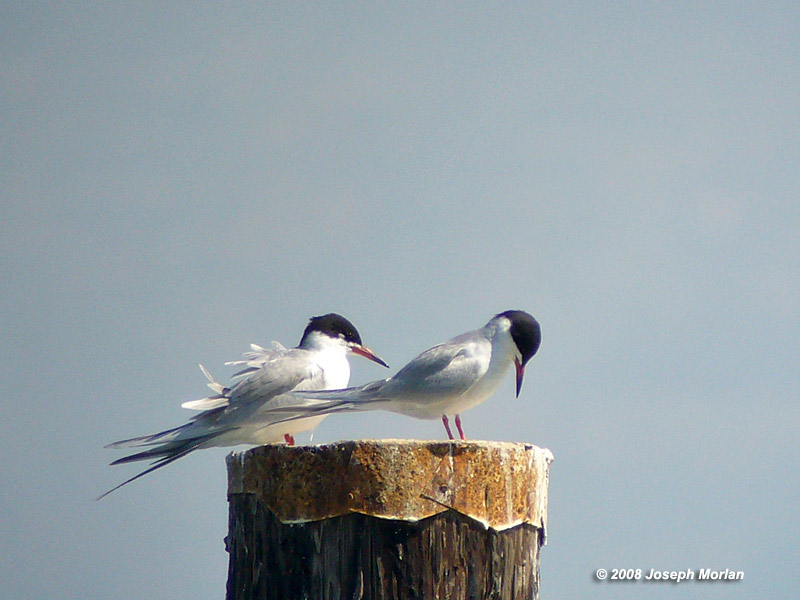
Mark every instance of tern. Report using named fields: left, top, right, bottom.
left=99, top=313, right=387, bottom=499
left=271, top=310, right=541, bottom=440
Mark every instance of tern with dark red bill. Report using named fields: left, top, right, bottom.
left=99, top=314, right=387, bottom=499
left=269, top=310, right=541, bottom=441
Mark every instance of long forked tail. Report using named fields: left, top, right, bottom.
left=103, top=424, right=188, bottom=449
left=265, top=380, right=389, bottom=424
left=97, top=430, right=222, bottom=500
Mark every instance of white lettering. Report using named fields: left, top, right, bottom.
left=645, top=569, right=695, bottom=582
left=698, top=568, right=744, bottom=580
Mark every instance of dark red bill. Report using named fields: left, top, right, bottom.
left=515, top=358, right=525, bottom=397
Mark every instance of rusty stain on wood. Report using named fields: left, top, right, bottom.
left=227, top=439, right=553, bottom=532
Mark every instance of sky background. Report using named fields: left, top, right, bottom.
left=2, top=3, right=798, bottom=599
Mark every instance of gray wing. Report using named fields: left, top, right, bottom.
left=110, top=345, right=322, bottom=448
left=380, top=331, right=491, bottom=402
left=278, top=330, right=491, bottom=415
left=181, top=343, right=321, bottom=414
left=217, top=346, right=321, bottom=413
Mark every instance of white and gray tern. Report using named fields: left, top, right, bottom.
left=99, top=314, right=387, bottom=499
left=268, top=310, right=541, bottom=440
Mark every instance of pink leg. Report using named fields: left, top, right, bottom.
left=441, top=415, right=455, bottom=440
left=284, top=433, right=295, bottom=446
left=455, top=414, right=466, bottom=441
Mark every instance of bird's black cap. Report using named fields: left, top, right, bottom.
left=496, top=310, right=541, bottom=366
left=299, top=313, right=363, bottom=346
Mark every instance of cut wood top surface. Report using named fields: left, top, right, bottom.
left=227, top=440, right=553, bottom=533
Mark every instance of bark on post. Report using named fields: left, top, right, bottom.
left=225, top=440, right=553, bottom=600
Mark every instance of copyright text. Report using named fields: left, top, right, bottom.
left=594, top=568, right=744, bottom=583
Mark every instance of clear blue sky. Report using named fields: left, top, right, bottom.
left=2, top=4, right=798, bottom=599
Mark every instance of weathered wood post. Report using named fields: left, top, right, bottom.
left=225, top=440, right=553, bottom=600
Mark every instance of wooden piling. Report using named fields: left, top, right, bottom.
left=225, top=440, right=553, bottom=600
